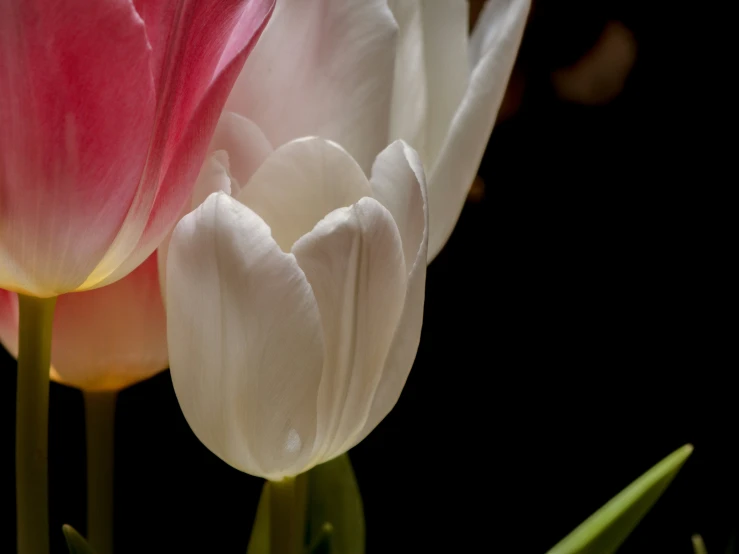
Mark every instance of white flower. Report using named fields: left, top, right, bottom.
left=166, top=138, right=427, bottom=479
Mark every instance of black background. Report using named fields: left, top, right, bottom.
left=2, top=1, right=735, bottom=553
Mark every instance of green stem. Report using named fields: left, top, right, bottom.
left=269, top=474, right=307, bottom=554
left=15, top=294, right=56, bottom=554
left=85, top=391, right=117, bottom=554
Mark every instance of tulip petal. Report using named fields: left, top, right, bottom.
left=417, top=0, right=470, bottom=168
left=0, top=255, right=167, bottom=391
left=51, top=254, right=167, bottom=391
left=156, top=151, right=234, bottom=302
left=292, top=198, right=407, bottom=461
left=89, top=1, right=273, bottom=289
left=225, top=0, right=398, bottom=173
left=369, top=141, right=427, bottom=273
left=0, top=0, right=156, bottom=296
left=352, top=143, right=429, bottom=447
left=167, top=193, right=324, bottom=479
left=0, top=288, right=19, bottom=359
left=426, top=0, right=530, bottom=261
left=209, top=112, right=274, bottom=191
left=237, top=138, right=372, bottom=252
left=387, top=0, right=428, bottom=161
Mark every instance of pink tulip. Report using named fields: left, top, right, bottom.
left=0, top=0, right=275, bottom=298
left=0, top=252, right=167, bottom=391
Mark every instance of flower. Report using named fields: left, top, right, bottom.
left=166, top=138, right=427, bottom=479
left=223, top=0, right=530, bottom=262
left=0, top=0, right=274, bottom=298
left=0, top=253, right=167, bottom=391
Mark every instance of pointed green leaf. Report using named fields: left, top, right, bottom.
left=62, top=525, right=96, bottom=554
left=246, top=484, right=271, bottom=554
left=305, top=454, right=364, bottom=554
left=547, top=444, right=694, bottom=554
left=693, top=534, right=708, bottom=554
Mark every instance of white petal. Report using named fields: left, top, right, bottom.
left=387, top=0, right=428, bottom=162
left=225, top=0, right=398, bottom=174
left=167, top=193, right=325, bottom=479
left=352, top=145, right=429, bottom=448
left=157, top=152, right=234, bottom=300
left=236, top=138, right=372, bottom=252
left=208, top=111, right=274, bottom=191
left=292, top=197, right=407, bottom=461
left=369, top=140, right=427, bottom=273
left=427, top=0, right=530, bottom=261
left=418, top=0, right=470, bottom=167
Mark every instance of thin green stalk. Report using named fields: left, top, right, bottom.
left=85, top=391, right=117, bottom=554
left=16, top=294, right=57, bottom=554
left=269, top=474, right=307, bottom=554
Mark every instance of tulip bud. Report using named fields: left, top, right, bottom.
left=166, top=138, right=428, bottom=480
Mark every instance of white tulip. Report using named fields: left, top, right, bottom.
left=166, top=139, right=427, bottom=479
left=225, top=0, right=530, bottom=261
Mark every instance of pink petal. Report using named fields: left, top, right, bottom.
left=0, top=253, right=167, bottom=391
left=90, top=0, right=275, bottom=288
left=0, top=0, right=156, bottom=295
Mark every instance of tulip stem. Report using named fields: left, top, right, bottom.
left=269, top=474, right=307, bottom=554
left=16, top=294, right=57, bottom=554
left=85, top=390, right=117, bottom=554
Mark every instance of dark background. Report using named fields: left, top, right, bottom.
left=2, top=1, right=735, bottom=553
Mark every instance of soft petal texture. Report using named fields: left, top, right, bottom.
left=293, top=197, right=406, bottom=462
left=156, top=151, right=236, bottom=297
left=426, top=0, right=530, bottom=260
left=167, top=193, right=325, bottom=480
left=225, top=0, right=398, bottom=174
left=386, top=0, right=427, bottom=159
left=0, top=0, right=274, bottom=297
left=209, top=112, right=274, bottom=190
left=86, top=0, right=275, bottom=290
left=237, top=139, right=372, bottom=251
left=0, top=0, right=155, bottom=295
left=354, top=141, right=428, bottom=446
left=0, top=253, right=167, bottom=391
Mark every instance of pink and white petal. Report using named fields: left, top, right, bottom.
left=89, top=12, right=271, bottom=290
left=351, top=147, right=429, bottom=449
left=418, top=0, right=470, bottom=167
left=427, top=0, right=530, bottom=261
left=167, top=193, right=324, bottom=479
left=237, top=138, right=372, bottom=252
left=292, top=198, right=407, bottom=461
left=225, top=0, right=397, bottom=174
left=369, top=141, right=427, bottom=273
left=209, top=112, right=274, bottom=192
left=0, top=0, right=155, bottom=296
left=387, top=0, right=428, bottom=161
left=50, top=253, right=167, bottom=391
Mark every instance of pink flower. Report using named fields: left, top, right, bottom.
left=0, top=0, right=274, bottom=298
left=0, top=253, right=167, bottom=391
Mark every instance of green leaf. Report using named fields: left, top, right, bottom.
left=246, top=455, right=365, bottom=554
left=305, top=454, right=364, bottom=554
left=692, top=534, right=708, bottom=554
left=246, top=484, right=271, bottom=554
left=547, top=444, right=694, bottom=554
left=62, top=525, right=96, bottom=554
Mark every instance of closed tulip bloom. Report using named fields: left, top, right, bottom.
left=224, top=0, right=530, bottom=262
left=0, top=253, right=167, bottom=391
left=0, top=0, right=274, bottom=298
left=167, top=138, right=427, bottom=479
